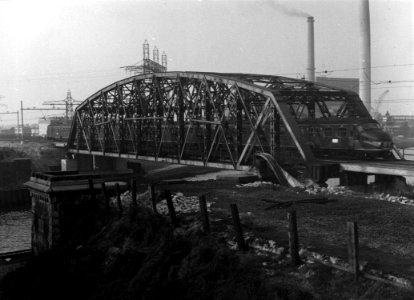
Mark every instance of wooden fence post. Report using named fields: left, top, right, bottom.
left=199, top=195, right=210, bottom=234
left=148, top=184, right=157, bottom=213
left=115, top=183, right=123, bottom=214
left=131, top=179, right=137, bottom=207
left=101, top=182, right=110, bottom=211
left=347, top=221, right=359, bottom=281
left=287, top=210, right=302, bottom=266
left=165, top=190, right=178, bottom=227
left=230, top=203, right=248, bottom=251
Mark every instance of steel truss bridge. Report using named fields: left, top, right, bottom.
left=67, top=72, right=359, bottom=179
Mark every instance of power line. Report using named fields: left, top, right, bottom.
left=380, top=99, right=414, bottom=102
left=276, top=63, right=414, bottom=78
left=315, top=63, right=414, bottom=74
left=371, top=85, right=414, bottom=90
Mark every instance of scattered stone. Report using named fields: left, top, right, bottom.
left=156, top=193, right=213, bottom=215
left=112, top=190, right=214, bottom=215
left=236, top=181, right=275, bottom=188
left=368, top=193, right=414, bottom=206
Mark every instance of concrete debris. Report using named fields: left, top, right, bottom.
left=245, top=234, right=285, bottom=257
left=303, top=185, right=353, bottom=196
left=157, top=193, right=213, bottom=215
left=385, top=274, right=414, bottom=289
left=302, top=185, right=414, bottom=207
left=227, top=231, right=414, bottom=290
left=369, top=193, right=414, bottom=206
left=110, top=191, right=213, bottom=215
left=236, top=181, right=275, bottom=188
left=109, top=191, right=134, bottom=207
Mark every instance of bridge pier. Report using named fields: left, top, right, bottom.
left=339, top=171, right=410, bottom=195
left=371, top=174, right=409, bottom=194
left=339, top=171, right=368, bottom=186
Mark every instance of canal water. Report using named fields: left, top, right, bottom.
left=0, top=209, right=31, bottom=253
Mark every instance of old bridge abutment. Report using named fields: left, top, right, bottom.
left=25, top=169, right=140, bottom=255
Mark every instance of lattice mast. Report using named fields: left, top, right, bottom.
left=42, top=90, right=82, bottom=121
left=121, top=40, right=167, bottom=75
left=153, top=46, right=159, bottom=64
left=162, top=52, right=167, bottom=70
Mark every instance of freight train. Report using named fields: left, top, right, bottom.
left=283, top=93, right=394, bottom=159
left=294, top=119, right=393, bottom=159
left=46, top=118, right=71, bottom=141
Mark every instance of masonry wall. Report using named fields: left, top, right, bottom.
left=30, top=189, right=99, bottom=255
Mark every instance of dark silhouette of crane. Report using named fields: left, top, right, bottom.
left=42, top=90, right=82, bottom=121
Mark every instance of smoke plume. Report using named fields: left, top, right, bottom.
left=264, top=0, right=312, bottom=18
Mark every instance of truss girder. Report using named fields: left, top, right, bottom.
left=67, top=72, right=335, bottom=170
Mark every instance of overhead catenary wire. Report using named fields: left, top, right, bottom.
left=0, top=62, right=412, bottom=84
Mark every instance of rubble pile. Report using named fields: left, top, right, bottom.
left=303, top=185, right=353, bottom=196
left=369, top=193, right=414, bottom=206
left=236, top=181, right=275, bottom=188
left=300, top=185, right=414, bottom=207
left=110, top=191, right=213, bottom=215
left=109, top=190, right=128, bottom=207
left=156, top=192, right=213, bottom=215
left=244, top=234, right=286, bottom=258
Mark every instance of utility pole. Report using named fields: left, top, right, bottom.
left=17, top=111, right=20, bottom=140
left=20, top=101, right=24, bottom=141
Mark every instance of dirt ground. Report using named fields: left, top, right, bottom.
left=139, top=160, right=414, bottom=283
left=3, top=141, right=414, bottom=293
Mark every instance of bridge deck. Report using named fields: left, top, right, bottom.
left=332, top=160, right=414, bottom=177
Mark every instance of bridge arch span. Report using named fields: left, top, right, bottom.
left=68, top=72, right=319, bottom=170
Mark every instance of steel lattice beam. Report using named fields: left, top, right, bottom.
left=68, top=72, right=368, bottom=170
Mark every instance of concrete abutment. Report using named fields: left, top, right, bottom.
left=26, top=170, right=141, bottom=255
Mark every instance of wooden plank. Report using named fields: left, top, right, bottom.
left=148, top=184, right=157, bottom=213
left=230, top=203, right=248, bottom=251
left=165, top=190, right=178, bottom=227
left=199, top=195, right=210, bottom=234
left=347, top=221, right=359, bottom=281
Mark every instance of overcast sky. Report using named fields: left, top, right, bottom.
left=0, top=0, right=412, bottom=124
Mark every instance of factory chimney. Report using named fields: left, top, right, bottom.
left=307, top=16, right=315, bottom=82
left=359, top=0, right=371, bottom=111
